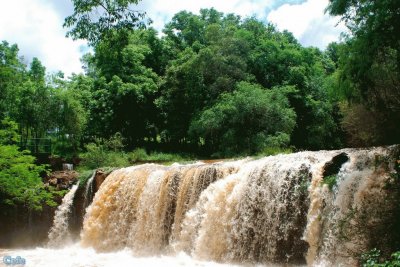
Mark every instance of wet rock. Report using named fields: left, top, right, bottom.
left=323, top=152, right=349, bottom=177
left=48, top=178, right=58, bottom=186
left=45, top=171, right=79, bottom=191
left=94, top=170, right=108, bottom=192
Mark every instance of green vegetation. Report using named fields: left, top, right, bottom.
left=190, top=82, right=296, bottom=157
left=361, top=249, right=400, bottom=267
left=64, top=0, right=149, bottom=45
left=78, top=134, right=190, bottom=170
left=323, top=175, right=338, bottom=191
left=0, top=119, right=58, bottom=212
left=326, top=0, right=400, bottom=146
left=1, top=5, right=346, bottom=160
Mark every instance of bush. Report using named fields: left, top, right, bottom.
left=79, top=134, right=129, bottom=169
left=256, top=147, right=293, bottom=157
left=127, top=148, right=187, bottom=164
left=361, top=249, right=400, bottom=267
left=145, top=152, right=184, bottom=163
left=0, top=118, right=56, bottom=211
left=128, top=148, right=148, bottom=162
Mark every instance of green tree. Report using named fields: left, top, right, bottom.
left=327, top=0, right=400, bottom=146
left=0, top=118, right=55, bottom=212
left=189, top=82, right=296, bottom=156
left=64, top=0, right=148, bottom=45
left=84, top=30, right=161, bottom=147
left=0, top=41, right=27, bottom=118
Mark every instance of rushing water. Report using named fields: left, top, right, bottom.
left=83, top=172, right=96, bottom=209
left=3, top=146, right=399, bottom=266
left=0, top=246, right=275, bottom=267
left=47, top=183, right=80, bottom=247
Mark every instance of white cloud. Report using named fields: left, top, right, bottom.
left=267, top=0, right=346, bottom=48
left=0, top=0, right=87, bottom=77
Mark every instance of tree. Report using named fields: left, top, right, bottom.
left=83, top=30, right=161, bottom=147
left=0, top=41, right=27, bottom=118
left=327, top=0, right=400, bottom=146
left=64, top=0, right=149, bottom=45
left=189, top=82, right=296, bottom=156
left=0, top=118, right=55, bottom=212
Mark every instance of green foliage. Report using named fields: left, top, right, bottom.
left=80, top=136, right=130, bottom=169
left=77, top=169, right=95, bottom=188
left=256, top=147, right=293, bottom=157
left=0, top=119, right=56, bottom=211
left=143, top=152, right=185, bottom=163
left=80, top=141, right=189, bottom=169
left=127, top=148, right=186, bottom=164
left=64, top=0, right=149, bottom=45
left=0, top=41, right=26, bottom=118
left=327, top=0, right=400, bottom=146
left=361, top=248, right=382, bottom=266
left=127, top=148, right=148, bottom=162
left=1, top=7, right=367, bottom=159
left=323, top=174, right=338, bottom=191
left=0, top=118, right=19, bottom=144
left=190, top=82, right=296, bottom=156
left=361, top=249, right=400, bottom=267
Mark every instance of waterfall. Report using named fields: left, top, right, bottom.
left=83, top=172, right=96, bottom=209
left=48, top=182, right=80, bottom=247
left=78, top=146, right=399, bottom=265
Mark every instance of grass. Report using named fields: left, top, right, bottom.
left=127, top=148, right=187, bottom=163
left=254, top=146, right=293, bottom=158
left=78, top=147, right=193, bottom=171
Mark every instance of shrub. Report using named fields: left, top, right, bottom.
left=361, top=249, right=400, bottom=267
left=80, top=134, right=129, bottom=169
left=0, top=118, right=56, bottom=211
left=128, top=148, right=148, bottom=162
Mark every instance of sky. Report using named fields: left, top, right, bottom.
left=0, top=0, right=346, bottom=77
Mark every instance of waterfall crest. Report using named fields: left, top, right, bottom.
left=79, top=146, right=399, bottom=265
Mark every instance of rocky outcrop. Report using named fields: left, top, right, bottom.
left=45, top=171, right=79, bottom=190
left=94, top=169, right=108, bottom=192
left=70, top=169, right=111, bottom=238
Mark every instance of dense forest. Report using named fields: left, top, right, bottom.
left=0, top=0, right=399, bottom=215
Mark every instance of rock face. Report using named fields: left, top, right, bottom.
left=322, top=152, right=349, bottom=177
left=94, top=170, right=108, bottom=192
left=45, top=171, right=79, bottom=190
left=70, top=169, right=111, bottom=238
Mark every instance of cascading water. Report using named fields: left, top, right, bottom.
left=78, top=146, right=399, bottom=266
left=47, top=182, right=80, bottom=247
left=4, top=146, right=398, bottom=267
left=83, top=172, right=96, bottom=209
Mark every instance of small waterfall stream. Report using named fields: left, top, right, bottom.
left=47, top=182, right=80, bottom=247
left=83, top=172, right=96, bottom=209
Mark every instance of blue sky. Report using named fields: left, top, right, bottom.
left=0, top=0, right=345, bottom=76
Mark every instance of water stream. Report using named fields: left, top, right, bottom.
left=2, top=146, right=398, bottom=266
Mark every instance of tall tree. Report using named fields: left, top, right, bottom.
left=327, top=0, right=400, bottom=145
left=64, top=0, right=149, bottom=45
